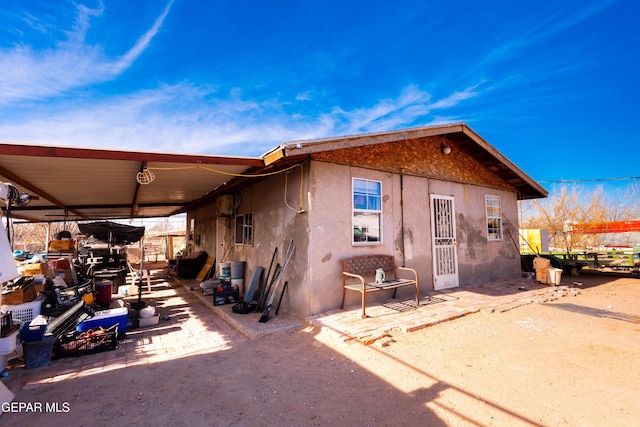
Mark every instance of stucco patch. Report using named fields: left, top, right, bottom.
left=458, top=213, right=484, bottom=261
left=321, top=253, right=333, bottom=263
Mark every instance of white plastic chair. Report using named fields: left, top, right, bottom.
left=127, top=261, right=151, bottom=292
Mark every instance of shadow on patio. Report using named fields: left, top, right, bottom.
left=308, top=276, right=582, bottom=346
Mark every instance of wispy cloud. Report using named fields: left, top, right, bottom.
left=0, top=82, right=484, bottom=155
left=0, top=82, right=313, bottom=155
left=113, top=1, right=173, bottom=74
left=0, top=1, right=172, bottom=105
left=329, top=84, right=483, bottom=135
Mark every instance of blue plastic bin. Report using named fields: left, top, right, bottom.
left=21, top=321, right=47, bottom=342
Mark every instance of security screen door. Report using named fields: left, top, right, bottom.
left=430, top=194, right=459, bottom=290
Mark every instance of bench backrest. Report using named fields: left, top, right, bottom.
left=341, top=254, right=396, bottom=277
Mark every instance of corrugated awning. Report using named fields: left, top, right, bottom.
left=0, top=143, right=263, bottom=223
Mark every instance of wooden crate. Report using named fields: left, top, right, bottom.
left=1, top=282, right=36, bottom=305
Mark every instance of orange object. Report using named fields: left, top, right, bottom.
left=572, top=220, right=640, bottom=234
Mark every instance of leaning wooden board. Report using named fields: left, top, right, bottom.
left=195, top=256, right=216, bottom=282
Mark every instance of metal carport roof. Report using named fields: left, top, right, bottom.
left=0, top=143, right=263, bottom=223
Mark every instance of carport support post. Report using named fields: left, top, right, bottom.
left=45, top=223, right=51, bottom=251
left=132, top=240, right=146, bottom=314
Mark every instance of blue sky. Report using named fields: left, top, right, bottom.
left=1, top=0, right=639, bottom=197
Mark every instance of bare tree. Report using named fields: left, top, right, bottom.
left=11, top=221, right=80, bottom=252
left=519, top=183, right=640, bottom=252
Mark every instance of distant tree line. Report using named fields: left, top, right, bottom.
left=8, top=218, right=184, bottom=253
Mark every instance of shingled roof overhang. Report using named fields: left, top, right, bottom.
left=262, top=123, right=548, bottom=200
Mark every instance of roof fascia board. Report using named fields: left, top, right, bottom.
left=0, top=143, right=264, bottom=167
left=277, top=123, right=466, bottom=156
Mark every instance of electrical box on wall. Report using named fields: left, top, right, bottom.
left=216, top=195, right=235, bottom=216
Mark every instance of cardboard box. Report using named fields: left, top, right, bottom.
left=48, top=240, right=75, bottom=251
left=34, top=283, right=46, bottom=295
left=56, top=269, right=74, bottom=283
left=22, top=263, right=46, bottom=276
left=21, top=263, right=55, bottom=279
left=533, top=257, right=551, bottom=269
left=535, top=268, right=549, bottom=284
left=50, top=257, right=71, bottom=269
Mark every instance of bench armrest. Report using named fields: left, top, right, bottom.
left=396, top=266, right=418, bottom=281
left=342, top=271, right=366, bottom=285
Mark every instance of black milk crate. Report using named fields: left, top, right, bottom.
left=54, top=325, right=118, bottom=358
left=212, top=281, right=240, bottom=306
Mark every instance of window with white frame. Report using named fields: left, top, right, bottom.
left=235, top=213, right=253, bottom=245
left=352, top=178, right=382, bottom=244
left=485, top=195, right=502, bottom=241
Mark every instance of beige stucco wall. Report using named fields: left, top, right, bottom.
left=188, top=164, right=312, bottom=317
left=187, top=158, right=521, bottom=318
left=306, top=161, right=521, bottom=315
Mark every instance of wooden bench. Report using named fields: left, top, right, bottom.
left=341, top=254, right=419, bottom=318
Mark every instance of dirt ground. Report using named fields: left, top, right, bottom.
left=2, top=271, right=639, bottom=426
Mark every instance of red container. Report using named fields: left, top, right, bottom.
left=95, top=281, right=112, bottom=304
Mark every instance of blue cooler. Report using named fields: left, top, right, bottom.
left=77, top=307, right=128, bottom=339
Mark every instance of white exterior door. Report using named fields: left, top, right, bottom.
left=430, top=194, right=459, bottom=290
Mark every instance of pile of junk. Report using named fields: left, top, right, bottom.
left=1, top=222, right=158, bottom=371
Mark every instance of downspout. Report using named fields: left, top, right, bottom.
left=400, top=169, right=406, bottom=266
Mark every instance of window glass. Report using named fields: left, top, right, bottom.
left=485, top=195, right=502, bottom=241
left=353, top=178, right=382, bottom=244
left=234, top=213, right=253, bottom=245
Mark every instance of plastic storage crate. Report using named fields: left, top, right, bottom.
left=54, top=325, right=118, bottom=358
left=2, top=297, right=43, bottom=323
left=0, top=322, right=22, bottom=353
left=23, top=335, right=55, bottom=369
